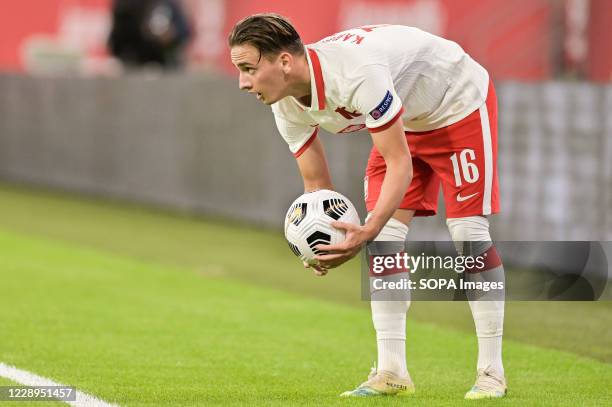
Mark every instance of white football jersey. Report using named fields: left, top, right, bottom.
left=271, top=25, right=490, bottom=156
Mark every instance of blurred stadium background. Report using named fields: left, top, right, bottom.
left=0, top=0, right=610, bottom=240
left=0, top=1, right=611, bottom=405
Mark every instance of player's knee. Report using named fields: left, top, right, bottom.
left=446, top=216, right=490, bottom=241
left=367, top=216, right=411, bottom=299
left=366, top=213, right=409, bottom=242
left=366, top=214, right=409, bottom=259
left=446, top=216, right=491, bottom=256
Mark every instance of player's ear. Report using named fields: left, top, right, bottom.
left=279, top=52, right=293, bottom=74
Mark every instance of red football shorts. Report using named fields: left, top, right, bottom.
left=365, top=80, right=500, bottom=218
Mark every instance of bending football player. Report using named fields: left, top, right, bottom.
left=229, top=14, right=506, bottom=400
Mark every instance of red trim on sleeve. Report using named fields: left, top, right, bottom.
left=307, top=49, right=326, bottom=110
left=293, top=128, right=319, bottom=158
left=368, top=107, right=404, bottom=133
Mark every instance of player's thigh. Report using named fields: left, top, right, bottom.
left=393, top=208, right=415, bottom=225
left=424, top=96, right=499, bottom=218
left=365, top=146, right=439, bottom=217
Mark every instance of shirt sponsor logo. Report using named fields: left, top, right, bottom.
left=370, top=91, right=393, bottom=120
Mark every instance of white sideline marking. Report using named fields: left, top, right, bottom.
left=0, top=362, right=119, bottom=407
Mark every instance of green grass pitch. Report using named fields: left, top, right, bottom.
left=0, top=184, right=610, bottom=406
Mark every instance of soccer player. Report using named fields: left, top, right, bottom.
left=229, top=14, right=506, bottom=399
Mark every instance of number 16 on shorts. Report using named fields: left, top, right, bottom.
left=450, top=149, right=479, bottom=187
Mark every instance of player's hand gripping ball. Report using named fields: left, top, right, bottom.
left=284, top=190, right=360, bottom=271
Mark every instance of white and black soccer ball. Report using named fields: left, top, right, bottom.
left=284, top=189, right=360, bottom=265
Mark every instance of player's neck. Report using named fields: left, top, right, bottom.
left=289, top=54, right=312, bottom=107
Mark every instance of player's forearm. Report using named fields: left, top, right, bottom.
left=364, top=158, right=412, bottom=238
left=303, top=177, right=334, bottom=193
left=296, top=137, right=334, bottom=193
left=300, top=154, right=334, bottom=192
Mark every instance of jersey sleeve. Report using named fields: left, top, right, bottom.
left=272, top=103, right=319, bottom=158
left=351, top=65, right=404, bottom=133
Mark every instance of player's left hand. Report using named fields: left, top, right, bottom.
left=303, top=260, right=329, bottom=276
left=314, top=221, right=375, bottom=268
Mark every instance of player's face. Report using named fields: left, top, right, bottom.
left=230, top=44, right=288, bottom=105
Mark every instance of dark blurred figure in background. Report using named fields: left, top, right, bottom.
left=108, top=0, right=192, bottom=70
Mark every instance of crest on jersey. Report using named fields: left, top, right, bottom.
left=369, top=90, right=393, bottom=120
left=287, top=203, right=307, bottom=226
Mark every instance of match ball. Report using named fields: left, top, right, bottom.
left=284, top=189, right=360, bottom=265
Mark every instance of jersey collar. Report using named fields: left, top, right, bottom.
left=305, top=48, right=326, bottom=111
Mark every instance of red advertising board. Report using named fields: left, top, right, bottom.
left=0, top=0, right=609, bottom=81
left=0, top=0, right=110, bottom=72
left=587, top=0, right=612, bottom=81
left=221, top=0, right=554, bottom=80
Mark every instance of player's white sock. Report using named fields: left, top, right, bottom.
left=368, top=216, right=410, bottom=377
left=477, top=335, right=503, bottom=373
left=371, top=300, right=409, bottom=376
left=468, top=295, right=504, bottom=375
left=447, top=216, right=505, bottom=377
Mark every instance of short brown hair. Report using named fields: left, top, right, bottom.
left=228, top=13, right=304, bottom=58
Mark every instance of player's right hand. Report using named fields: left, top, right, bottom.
left=303, top=261, right=328, bottom=276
